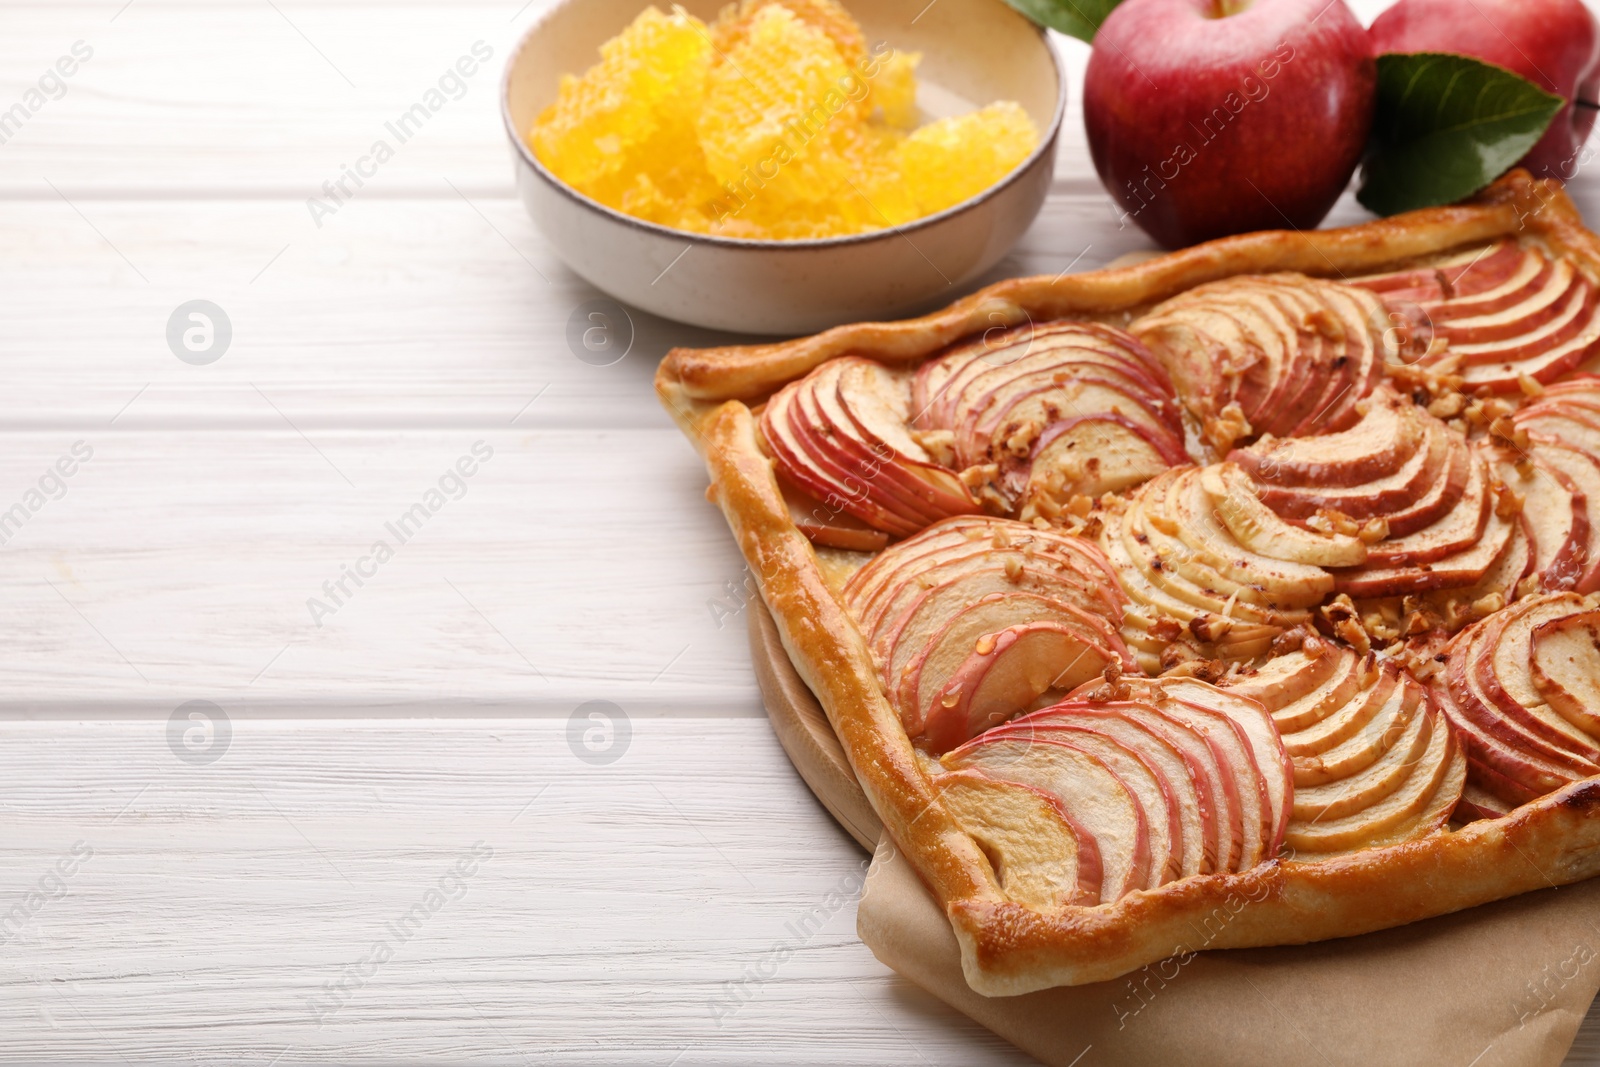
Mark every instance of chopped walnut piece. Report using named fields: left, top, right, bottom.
left=911, top=428, right=957, bottom=467
left=1001, top=420, right=1043, bottom=459
left=1150, top=617, right=1185, bottom=643
left=1470, top=591, right=1507, bottom=619
left=1189, top=613, right=1234, bottom=643
left=1518, top=374, right=1546, bottom=397
left=1207, top=402, right=1253, bottom=452
left=1427, top=393, right=1466, bottom=419
left=1516, top=574, right=1542, bottom=600
left=1358, top=517, right=1390, bottom=543
left=1404, top=606, right=1444, bottom=636
left=1363, top=612, right=1401, bottom=643
left=1003, top=556, right=1024, bottom=582
left=1310, top=508, right=1360, bottom=537
left=1489, top=415, right=1531, bottom=451
left=1165, top=657, right=1226, bottom=683
left=1492, top=480, right=1525, bottom=520
left=1270, top=626, right=1309, bottom=656
left=1320, top=594, right=1373, bottom=655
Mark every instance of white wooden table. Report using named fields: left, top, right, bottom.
left=4, top=0, right=1600, bottom=1062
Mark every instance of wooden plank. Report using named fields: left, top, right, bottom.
left=0, top=718, right=1034, bottom=1064
left=0, top=428, right=767, bottom=715
left=0, top=192, right=1165, bottom=430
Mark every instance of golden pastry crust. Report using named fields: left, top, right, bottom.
left=660, top=172, right=1600, bottom=995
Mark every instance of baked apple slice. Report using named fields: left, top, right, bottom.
left=1488, top=445, right=1590, bottom=593
left=1132, top=273, right=1392, bottom=450
left=909, top=320, right=1189, bottom=507
left=1224, top=634, right=1465, bottom=856
left=979, top=718, right=1185, bottom=887
left=1531, top=608, right=1600, bottom=736
left=990, top=708, right=1220, bottom=878
left=1519, top=440, right=1600, bottom=593
left=842, top=516, right=1133, bottom=752
left=947, top=675, right=1290, bottom=901
left=943, top=733, right=1152, bottom=902
left=1202, top=463, right=1367, bottom=567
left=1434, top=592, right=1600, bottom=814
left=932, top=769, right=1102, bottom=908
left=760, top=356, right=979, bottom=537
left=1354, top=241, right=1600, bottom=392
left=1135, top=677, right=1291, bottom=857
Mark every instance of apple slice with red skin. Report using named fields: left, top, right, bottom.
left=1438, top=258, right=1582, bottom=346
left=925, top=622, right=1123, bottom=753
left=1267, top=650, right=1373, bottom=735
left=774, top=471, right=889, bottom=552
left=1436, top=602, right=1600, bottom=796
left=1491, top=447, right=1589, bottom=592
left=932, top=769, right=1102, bottom=907
left=1023, top=693, right=1249, bottom=874
left=1334, top=498, right=1514, bottom=598
left=1232, top=388, right=1419, bottom=488
left=1202, top=463, right=1367, bottom=567
left=1282, top=663, right=1403, bottom=768
left=1245, top=418, right=1459, bottom=530
left=1524, top=439, right=1600, bottom=592
left=1003, top=722, right=1184, bottom=887
left=912, top=322, right=1173, bottom=427
left=1478, top=594, right=1600, bottom=761
left=1445, top=267, right=1592, bottom=360
left=771, top=372, right=964, bottom=534
left=847, top=518, right=1122, bottom=637
left=1456, top=299, right=1600, bottom=393
left=1020, top=416, right=1184, bottom=502
left=899, top=590, right=1126, bottom=740
left=1427, top=245, right=1549, bottom=317
left=822, top=359, right=979, bottom=514
left=1133, top=274, right=1390, bottom=449
left=1291, top=677, right=1428, bottom=819
left=1292, top=285, right=1388, bottom=437
left=914, top=322, right=1178, bottom=439
left=873, top=550, right=1123, bottom=690
left=943, top=734, right=1152, bottom=902
left=1220, top=639, right=1342, bottom=714
left=1286, top=708, right=1459, bottom=854
left=861, top=543, right=1122, bottom=671
left=1100, top=676, right=1290, bottom=866
left=1530, top=609, right=1600, bottom=738
left=761, top=384, right=924, bottom=536
left=1438, top=241, right=1529, bottom=298
left=992, top=707, right=1219, bottom=878
left=1359, top=451, right=1490, bottom=568
left=787, top=361, right=974, bottom=526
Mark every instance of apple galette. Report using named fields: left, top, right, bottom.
left=658, top=171, right=1600, bottom=994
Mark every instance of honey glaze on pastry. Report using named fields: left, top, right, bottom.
left=662, top=175, right=1600, bottom=990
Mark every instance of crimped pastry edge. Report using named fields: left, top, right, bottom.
left=663, top=172, right=1600, bottom=995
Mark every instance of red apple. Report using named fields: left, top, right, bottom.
left=1082, top=0, right=1375, bottom=249
left=1369, top=0, right=1600, bottom=182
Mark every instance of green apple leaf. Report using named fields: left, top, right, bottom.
left=1000, top=0, right=1122, bottom=43
left=1358, top=52, right=1564, bottom=216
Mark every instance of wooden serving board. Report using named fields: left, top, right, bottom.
left=749, top=600, right=881, bottom=851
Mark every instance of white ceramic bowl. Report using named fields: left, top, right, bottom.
left=502, top=0, right=1065, bottom=335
